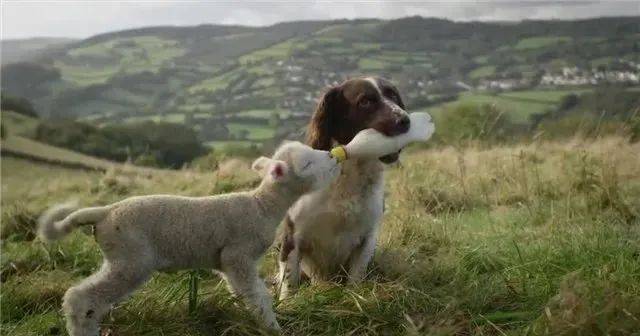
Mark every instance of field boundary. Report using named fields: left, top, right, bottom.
left=1, top=147, right=109, bottom=172
left=0, top=136, right=172, bottom=175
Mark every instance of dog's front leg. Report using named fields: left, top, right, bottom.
left=276, top=215, right=302, bottom=299
left=346, top=232, right=378, bottom=284
left=278, top=244, right=301, bottom=299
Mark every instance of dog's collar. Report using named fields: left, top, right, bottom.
left=330, top=146, right=347, bottom=163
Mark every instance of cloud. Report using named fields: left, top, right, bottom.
left=1, top=1, right=638, bottom=39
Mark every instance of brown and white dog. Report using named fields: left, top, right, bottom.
left=277, top=76, right=411, bottom=298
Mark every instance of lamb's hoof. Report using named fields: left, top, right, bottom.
left=101, top=328, right=115, bottom=336
left=278, top=290, right=290, bottom=300
left=67, top=325, right=100, bottom=336
left=266, top=321, right=282, bottom=334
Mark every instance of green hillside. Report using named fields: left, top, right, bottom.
left=1, top=38, right=76, bottom=65
left=2, top=17, right=639, bottom=148
left=1, top=110, right=39, bottom=137
left=1, top=135, right=117, bottom=171
left=1, top=111, right=115, bottom=170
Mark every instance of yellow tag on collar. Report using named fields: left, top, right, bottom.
left=330, top=146, right=347, bottom=162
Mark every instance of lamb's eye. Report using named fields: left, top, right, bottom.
left=302, top=161, right=312, bottom=170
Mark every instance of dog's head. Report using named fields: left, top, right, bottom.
left=306, top=77, right=409, bottom=164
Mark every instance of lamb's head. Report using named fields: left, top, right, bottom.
left=252, top=141, right=340, bottom=193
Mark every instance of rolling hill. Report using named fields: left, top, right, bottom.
left=0, top=111, right=164, bottom=172
left=2, top=16, right=639, bottom=148
left=1, top=37, right=77, bottom=65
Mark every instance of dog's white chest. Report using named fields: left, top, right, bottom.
left=289, top=159, right=384, bottom=240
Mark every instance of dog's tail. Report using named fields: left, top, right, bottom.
left=38, top=201, right=111, bottom=243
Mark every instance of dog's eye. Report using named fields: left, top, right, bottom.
left=302, top=161, right=312, bottom=170
left=385, top=90, right=398, bottom=102
left=358, top=98, right=372, bottom=108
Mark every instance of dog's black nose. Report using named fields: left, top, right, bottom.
left=397, top=115, right=410, bottom=132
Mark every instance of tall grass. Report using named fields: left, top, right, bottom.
left=2, top=137, right=639, bottom=335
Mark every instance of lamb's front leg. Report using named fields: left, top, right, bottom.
left=346, top=232, right=378, bottom=284
left=221, top=250, right=280, bottom=332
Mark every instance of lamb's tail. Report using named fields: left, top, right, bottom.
left=38, top=201, right=111, bottom=243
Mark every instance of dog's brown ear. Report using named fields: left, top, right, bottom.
left=306, top=86, right=340, bottom=150
left=396, top=92, right=406, bottom=110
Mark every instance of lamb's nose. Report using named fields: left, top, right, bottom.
left=397, top=115, right=410, bottom=132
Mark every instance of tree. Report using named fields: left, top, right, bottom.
left=559, top=94, right=579, bottom=111
left=184, top=111, right=195, bottom=126
left=269, top=111, right=280, bottom=128
left=35, top=120, right=207, bottom=168
left=0, top=93, right=39, bottom=117
left=0, top=63, right=60, bottom=98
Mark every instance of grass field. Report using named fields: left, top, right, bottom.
left=425, top=88, right=596, bottom=124
left=426, top=92, right=553, bottom=124
left=2, top=136, right=639, bottom=335
left=499, top=88, right=592, bottom=104
left=234, top=109, right=285, bottom=120
left=188, top=70, right=239, bottom=94
left=469, top=65, right=496, bottom=79
left=124, top=113, right=186, bottom=124
left=227, top=122, right=275, bottom=141
left=514, top=36, right=572, bottom=50
left=0, top=111, right=170, bottom=173
left=252, top=77, right=277, bottom=89
left=238, top=39, right=295, bottom=64
left=1, top=135, right=118, bottom=171
left=1, top=111, right=117, bottom=170
left=473, top=55, right=489, bottom=64
left=54, top=61, right=120, bottom=86
left=358, top=58, right=387, bottom=71
left=1, top=111, right=39, bottom=137
left=204, top=140, right=256, bottom=150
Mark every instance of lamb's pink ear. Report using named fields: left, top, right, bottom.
left=251, top=156, right=272, bottom=176
left=269, top=160, right=289, bottom=182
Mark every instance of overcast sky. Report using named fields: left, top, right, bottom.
left=2, top=1, right=639, bottom=40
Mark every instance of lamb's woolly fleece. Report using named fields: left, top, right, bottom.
left=38, top=141, right=340, bottom=336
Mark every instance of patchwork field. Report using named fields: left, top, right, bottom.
left=204, top=140, right=256, bottom=150
left=469, top=65, right=496, bottom=79
left=514, top=36, right=572, bottom=50
left=57, top=36, right=186, bottom=86
left=2, top=137, right=639, bottom=335
left=425, top=88, right=595, bottom=124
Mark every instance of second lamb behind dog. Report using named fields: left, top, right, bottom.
left=38, top=141, right=340, bottom=336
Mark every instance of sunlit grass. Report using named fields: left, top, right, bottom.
left=2, top=137, right=640, bottom=335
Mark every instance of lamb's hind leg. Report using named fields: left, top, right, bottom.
left=221, top=249, right=280, bottom=331
left=63, top=261, right=152, bottom=336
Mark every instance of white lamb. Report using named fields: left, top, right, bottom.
left=37, top=141, right=340, bottom=336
